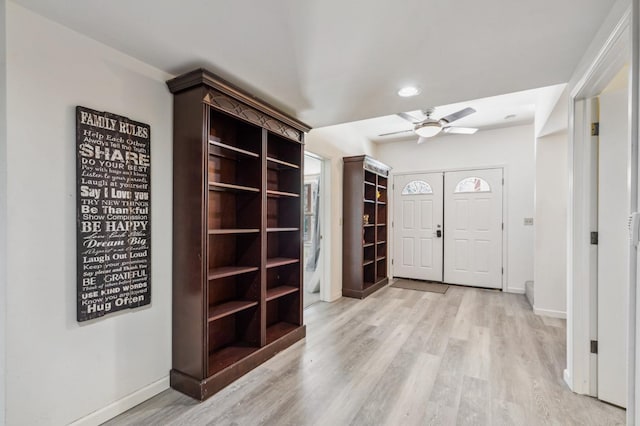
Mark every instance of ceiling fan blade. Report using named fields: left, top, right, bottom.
left=378, top=129, right=414, bottom=137
left=397, top=112, right=421, bottom=124
left=443, top=126, right=478, bottom=135
left=417, top=137, right=428, bottom=144
left=439, top=107, right=476, bottom=124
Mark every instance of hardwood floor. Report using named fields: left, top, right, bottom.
left=105, top=285, right=625, bottom=425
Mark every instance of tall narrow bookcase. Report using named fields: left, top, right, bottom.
left=168, top=69, right=309, bottom=401
left=342, top=155, right=391, bottom=298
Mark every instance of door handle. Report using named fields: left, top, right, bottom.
left=436, top=230, right=442, bottom=238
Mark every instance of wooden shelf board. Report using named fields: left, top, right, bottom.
left=266, top=257, right=300, bottom=269
left=363, top=224, right=375, bottom=228
left=363, top=243, right=375, bottom=248
left=266, top=227, right=299, bottom=232
left=266, top=322, right=298, bottom=345
left=266, top=285, right=299, bottom=301
left=208, top=345, right=259, bottom=376
left=209, top=139, right=259, bottom=158
left=266, top=156, right=300, bottom=170
left=209, top=300, right=258, bottom=322
left=363, top=199, right=375, bottom=204
left=209, top=266, right=259, bottom=280
left=377, top=201, right=387, bottom=205
left=208, top=229, right=260, bottom=235
left=364, top=181, right=376, bottom=187
left=363, top=260, right=374, bottom=266
left=377, top=240, right=386, bottom=244
left=377, top=185, right=387, bottom=189
left=209, top=182, right=260, bottom=193
left=376, top=223, right=387, bottom=227
left=267, top=189, right=300, bottom=198
left=376, top=256, right=386, bottom=262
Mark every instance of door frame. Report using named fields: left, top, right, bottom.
left=565, top=5, right=637, bottom=421
left=390, top=165, right=508, bottom=292
left=303, top=150, right=332, bottom=304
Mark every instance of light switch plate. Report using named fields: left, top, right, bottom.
left=524, top=218, right=534, bottom=226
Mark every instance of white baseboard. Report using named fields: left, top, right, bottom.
left=325, top=291, right=342, bottom=302
left=69, top=376, right=169, bottom=426
left=564, top=368, right=573, bottom=389
left=534, top=307, right=567, bottom=319
left=505, top=287, right=525, bottom=294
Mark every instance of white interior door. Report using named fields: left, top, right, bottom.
left=393, top=173, right=443, bottom=281
left=443, top=169, right=503, bottom=288
left=597, top=83, right=629, bottom=408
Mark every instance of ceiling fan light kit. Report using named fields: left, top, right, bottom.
left=414, top=122, right=442, bottom=137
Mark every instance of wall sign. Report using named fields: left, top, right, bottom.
left=76, top=106, right=151, bottom=322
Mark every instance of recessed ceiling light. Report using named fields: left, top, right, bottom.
left=397, top=86, right=421, bottom=97
left=504, top=114, right=517, bottom=120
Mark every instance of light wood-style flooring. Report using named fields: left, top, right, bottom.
left=106, top=284, right=625, bottom=425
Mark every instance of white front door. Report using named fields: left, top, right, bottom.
left=443, top=169, right=503, bottom=288
left=393, top=173, right=444, bottom=281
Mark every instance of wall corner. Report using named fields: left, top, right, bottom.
left=0, top=0, right=7, bottom=423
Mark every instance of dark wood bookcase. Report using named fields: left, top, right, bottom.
left=167, top=69, right=310, bottom=400
left=343, top=155, right=391, bottom=298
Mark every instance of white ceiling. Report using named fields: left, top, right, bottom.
left=14, top=0, right=616, bottom=128
left=350, top=83, right=566, bottom=144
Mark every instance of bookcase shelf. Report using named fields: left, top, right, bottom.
left=209, top=300, right=259, bottom=322
left=267, top=189, right=300, bottom=198
left=169, top=68, right=308, bottom=401
left=208, top=346, right=258, bottom=376
left=267, top=156, right=300, bottom=170
left=266, top=285, right=299, bottom=301
left=208, top=266, right=260, bottom=280
left=266, top=257, right=300, bottom=269
left=208, top=229, right=260, bottom=235
left=266, top=322, right=298, bottom=344
left=210, top=139, right=260, bottom=159
left=343, top=155, right=391, bottom=299
left=209, top=182, right=260, bottom=193
left=266, top=227, right=299, bottom=232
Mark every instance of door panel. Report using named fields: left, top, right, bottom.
left=420, top=238, right=432, bottom=267
left=597, top=86, right=629, bottom=408
left=393, top=173, right=443, bottom=281
left=401, top=238, right=414, bottom=266
left=444, top=169, right=503, bottom=288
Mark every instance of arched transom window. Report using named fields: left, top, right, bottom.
left=401, top=180, right=433, bottom=195
left=454, top=177, right=491, bottom=193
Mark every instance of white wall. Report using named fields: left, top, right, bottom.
left=534, top=131, right=568, bottom=317
left=0, top=0, right=7, bottom=424
left=6, top=4, right=172, bottom=425
left=377, top=124, right=535, bottom=293
left=305, top=124, right=377, bottom=300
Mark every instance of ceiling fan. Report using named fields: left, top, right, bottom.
left=379, top=107, right=478, bottom=144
